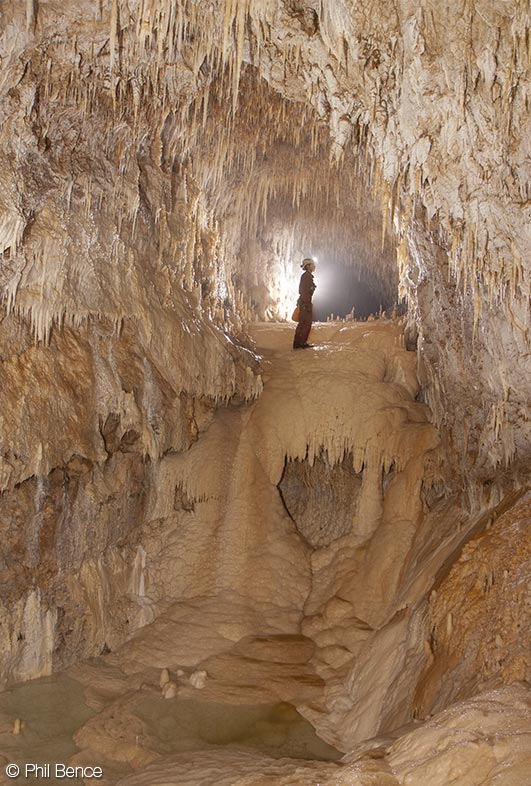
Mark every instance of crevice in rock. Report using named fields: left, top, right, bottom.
left=278, top=454, right=363, bottom=549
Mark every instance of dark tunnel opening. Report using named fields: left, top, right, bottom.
left=310, top=259, right=395, bottom=321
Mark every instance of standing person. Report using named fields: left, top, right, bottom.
left=293, top=258, right=316, bottom=349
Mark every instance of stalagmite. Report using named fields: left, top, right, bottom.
left=162, top=681, right=178, bottom=699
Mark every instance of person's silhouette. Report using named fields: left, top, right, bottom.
left=293, top=258, right=316, bottom=349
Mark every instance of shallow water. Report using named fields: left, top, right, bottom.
left=0, top=675, right=95, bottom=783
left=0, top=673, right=340, bottom=786
left=135, top=697, right=341, bottom=761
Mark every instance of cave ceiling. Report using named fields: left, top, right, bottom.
left=0, top=0, right=530, bottom=485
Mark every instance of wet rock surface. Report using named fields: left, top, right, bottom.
left=1, top=3, right=531, bottom=784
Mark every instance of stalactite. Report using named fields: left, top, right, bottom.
left=7, top=0, right=530, bottom=471
left=26, top=0, right=37, bottom=33
left=110, top=0, right=119, bottom=74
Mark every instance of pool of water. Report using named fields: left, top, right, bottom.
left=0, top=675, right=340, bottom=785
left=134, top=697, right=341, bottom=761
left=0, top=675, right=95, bottom=783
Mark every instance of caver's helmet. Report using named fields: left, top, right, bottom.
left=301, top=258, right=315, bottom=271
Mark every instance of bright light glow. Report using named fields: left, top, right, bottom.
left=311, top=263, right=336, bottom=320
left=269, top=256, right=299, bottom=319
left=265, top=229, right=330, bottom=319
left=269, top=256, right=336, bottom=321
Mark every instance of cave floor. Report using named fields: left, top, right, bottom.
left=1, top=320, right=530, bottom=786
left=3, top=591, right=529, bottom=786
left=0, top=320, right=410, bottom=785
left=0, top=593, right=344, bottom=786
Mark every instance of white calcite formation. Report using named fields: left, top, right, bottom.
left=1, top=2, right=531, bottom=785
left=0, top=323, right=526, bottom=785
left=95, top=685, right=531, bottom=785
left=0, top=313, right=263, bottom=684
left=1, top=0, right=528, bottom=479
left=0, top=321, right=529, bottom=782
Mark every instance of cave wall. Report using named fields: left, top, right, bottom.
left=0, top=309, right=262, bottom=685
left=415, top=490, right=531, bottom=718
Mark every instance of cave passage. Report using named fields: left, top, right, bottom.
left=310, top=257, right=393, bottom=321
left=2, top=2, right=531, bottom=785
